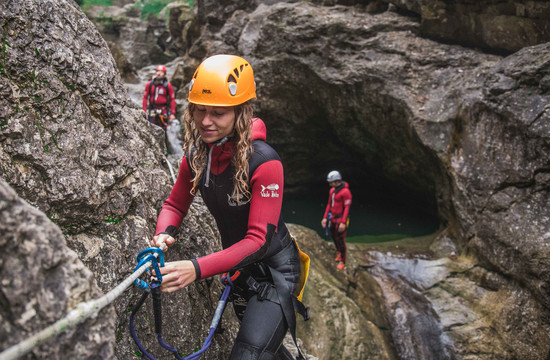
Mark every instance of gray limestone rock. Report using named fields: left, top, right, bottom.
left=179, top=1, right=550, bottom=358
left=0, top=179, right=115, bottom=359
left=0, top=1, right=239, bottom=359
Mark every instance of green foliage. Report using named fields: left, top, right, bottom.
left=78, top=0, right=114, bottom=12
left=105, top=216, right=124, bottom=224
left=140, top=0, right=171, bottom=19
left=138, top=0, right=194, bottom=20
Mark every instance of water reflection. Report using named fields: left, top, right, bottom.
left=282, top=195, right=439, bottom=243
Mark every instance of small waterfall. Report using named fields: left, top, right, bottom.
left=165, top=119, right=183, bottom=157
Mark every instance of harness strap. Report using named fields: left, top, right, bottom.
left=244, top=270, right=308, bottom=360
left=130, top=278, right=234, bottom=360
left=268, top=266, right=306, bottom=360
left=245, top=275, right=309, bottom=321
left=148, top=78, right=169, bottom=107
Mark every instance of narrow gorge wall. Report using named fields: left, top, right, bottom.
left=0, top=1, right=239, bottom=358
left=2, top=0, right=550, bottom=359
left=170, top=0, right=550, bottom=358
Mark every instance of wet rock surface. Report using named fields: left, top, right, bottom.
left=289, top=224, right=397, bottom=360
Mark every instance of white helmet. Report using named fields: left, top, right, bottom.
left=326, top=170, right=342, bottom=182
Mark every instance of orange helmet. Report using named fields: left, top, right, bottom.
left=156, top=65, right=167, bottom=73
left=188, top=54, right=256, bottom=106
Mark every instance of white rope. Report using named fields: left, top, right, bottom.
left=0, top=244, right=166, bottom=360
left=165, top=157, right=177, bottom=184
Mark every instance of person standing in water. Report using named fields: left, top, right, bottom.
left=150, top=54, right=309, bottom=359
left=321, top=170, right=352, bottom=270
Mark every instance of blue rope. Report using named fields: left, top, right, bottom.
left=129, top=273, right=234, bottom=360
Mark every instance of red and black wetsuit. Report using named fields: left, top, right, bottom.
left=323, top=181, right=352, bottom=263
left=155, top=118, right=301, bottom=360
left=142, top=78, right=176, bottom=129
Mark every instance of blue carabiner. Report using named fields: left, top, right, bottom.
left=133, top=247, right=165, bottom=290
left=136, top=247, right=165, bottom=267
left=134, top=254, right=163, bottom=283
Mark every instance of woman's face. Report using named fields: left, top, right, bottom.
left=193, top=105, right=236, bottom=143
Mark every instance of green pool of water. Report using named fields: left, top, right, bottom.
left=282, top=195, right=439, bottom=244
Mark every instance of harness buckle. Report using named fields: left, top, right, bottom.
left=246, top=277, right=271, bottom=301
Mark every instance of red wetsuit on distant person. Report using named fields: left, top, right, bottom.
left=322, top=170, right=352, bottom=270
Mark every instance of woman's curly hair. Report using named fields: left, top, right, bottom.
left=182, top=102, right=254, bottom=204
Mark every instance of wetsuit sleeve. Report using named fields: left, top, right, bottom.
left=143, top=81, right=151, bottom=112
left=168, top=83, right=176, bottom=115
left=323, top=189, right=333, bottom=218
left=338, top=189, right=352, bottom=224
left=195, top=160, right=284, bottom=279
left=155, top=156, right=196, bottom=236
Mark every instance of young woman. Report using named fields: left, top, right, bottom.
left=150, top=54, right=308, bottom=360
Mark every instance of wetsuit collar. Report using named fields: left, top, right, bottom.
left=204, top=136, right=231, bottom=187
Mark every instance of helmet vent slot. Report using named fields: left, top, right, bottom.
left=233, top=68, right=240, bottom=78
left=228, top=74, right=237, bottom=84
left=240, top=65, right=245, bottom=72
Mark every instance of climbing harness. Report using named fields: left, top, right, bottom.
left=149, top=108, right=170, bottom=129
left=238, top=236, right=310, bottom=360
left=129, top=250, right=238, bottom=360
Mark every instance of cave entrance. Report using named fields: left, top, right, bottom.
left=281, top=162, right=441, bottom=244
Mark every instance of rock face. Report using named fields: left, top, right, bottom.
left=416, top=0, right=550, bottom=53
left=3, top=0, right=550, bottom=359
left=0, top=1, right=239, bottom=359
left=169, top=0, right=550, bottom=358
left=289, top=224, right=397, bottom=360
left=85, top=4, right=177, bottom=70
left=0, top=179, right=115, bottom=359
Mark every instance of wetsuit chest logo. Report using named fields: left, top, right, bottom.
left=260, top=184, right=280, bottom=198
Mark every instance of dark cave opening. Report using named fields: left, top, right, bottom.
left=279, top=145, right=441, bottom=241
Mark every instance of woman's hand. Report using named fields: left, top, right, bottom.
left=150, top=234, right=175, bottom=250
left=321, top=218, right=327, bottom=228
left=159, top=260, right=197, bottom=293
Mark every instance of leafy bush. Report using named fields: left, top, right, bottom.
left=139, top=0, right=194, bottom=20
left=78, top=0, right=114, bottom=9
left=140, top=0, right=169, bottom=19
left=77, top=0, right=194, bottom=20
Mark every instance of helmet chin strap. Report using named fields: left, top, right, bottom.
left=204, top=135, right=230, bottom=188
